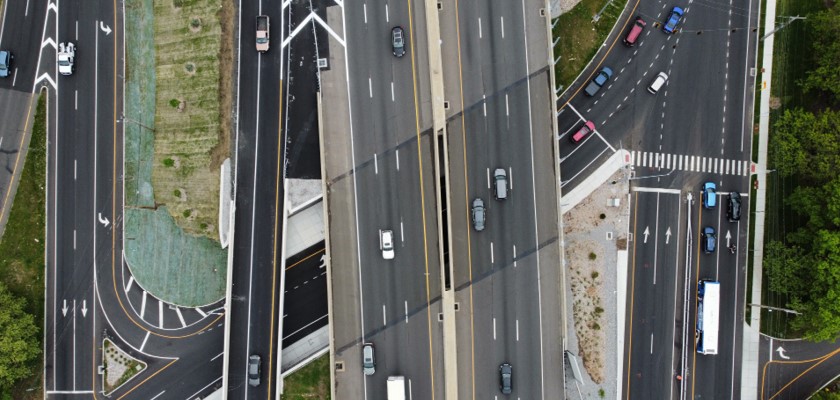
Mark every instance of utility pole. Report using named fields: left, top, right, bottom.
left=761, top=16, right=806, bottom=41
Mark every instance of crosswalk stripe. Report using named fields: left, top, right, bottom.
left=630, top=151, right=752, bottom=176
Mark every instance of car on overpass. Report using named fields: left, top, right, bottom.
left=0, top=51, right=13, bottom=78
left=380, top=229, right=395, bottom=259
left=472, top=198, right=486, bottom=231
left=391, top=26, right=405, bottom=58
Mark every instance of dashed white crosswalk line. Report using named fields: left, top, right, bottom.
left=631, top=151, right=751, bottom=176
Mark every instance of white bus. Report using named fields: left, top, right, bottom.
left=696, top=280, right=720, bottom=355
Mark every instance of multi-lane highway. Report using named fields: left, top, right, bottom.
left=225, top=0, right=288, bottom=397
left=440, top=0, right=566, bottom=398
left=321, top=0, right=447, bottom=397
left=552, top=0, right=761, bottom=398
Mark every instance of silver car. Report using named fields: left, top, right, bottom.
left=472, top=198, right=486, bottom=231
left=248, top=354, right=261, bottom=387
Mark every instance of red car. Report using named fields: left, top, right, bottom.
left=571, top=121, right=595, bottom=143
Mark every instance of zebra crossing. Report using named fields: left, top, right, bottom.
left=630, top=151, right=751, bottom=176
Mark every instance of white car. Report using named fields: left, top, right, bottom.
left=380, top=230, right=394, bottom=260
left=58, top=42, right=76, bottom=76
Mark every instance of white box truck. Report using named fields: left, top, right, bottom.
left=387, top=376, right=405, bottom=400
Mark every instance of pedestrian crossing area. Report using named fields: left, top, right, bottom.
left=630, top=151, right=751, bottom=176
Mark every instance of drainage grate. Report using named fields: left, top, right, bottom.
left=438, top=313, right=444, bottom=322
left=454, top=302, right=460, bottom=311
left=335, top=361, right=345, bottom=372
left=318, top=58, right=328, bottom=68
left=606, top=232, right=613, bottom=240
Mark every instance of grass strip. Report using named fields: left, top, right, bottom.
left=281, top=355, right=331, bottom=400
left=0, top=93, right=46, bottom=399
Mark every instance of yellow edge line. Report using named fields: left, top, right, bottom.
left=763, top=346, right=840, bottom=399
left=451, top=0, right=476, bottom=396
left=116, top=359, right=179, bottom=400
left=406, top=0, right=436, bottom=396
left=624, top=192, right=639, bottom=398
left=266, top=78, right=285, bottom=398
left=286, top=247, right=326, bottom=270
left=557, top=0, right=641, bottom=111
left=690, top=199, right=702, bottom=398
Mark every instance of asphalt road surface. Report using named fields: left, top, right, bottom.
left=550, top=0, right=760, bottom=398
left=758, top=336, right=840, bottom=400
left=226, top=0, right=288, bottom=397
left=438, top=0, right=566, bottom=398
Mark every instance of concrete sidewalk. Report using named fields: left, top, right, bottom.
left=741, top=0, right=776, bottom=397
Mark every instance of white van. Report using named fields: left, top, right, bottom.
left=648, top=72, right=668, bottom=94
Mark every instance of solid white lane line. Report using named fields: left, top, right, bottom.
left=493, top=318, right=497, bottom=340
left=505, top=94, right=509, bottom=116
left=73, top=230, right=76, bottom=250
left=405, top=301, right=408, bottom=323
left=369, top=78, right=372, bottom=98
left=74, top=159, right=77, bottom=180
left=195, top=306, right=207, bottom=318
left=150, top=391, right=166, bottom=400
left=391, top=81, right=394, bottom=102
left=487, top=168, right=491, bottom=189
left=516, top=319, right=520, bottom=341
left=490, top=242, right=495, bottom=264
left=400, top=219, right=404, bottom=243
left=508, top=167, right=513, bottom=189
left=140, top=291, right=147, bottom=318
left=374, top=153, right=378, bottom=174
left=75, top=90, right=78, bottom=110
left=382, top=305, right=387, bottom=326
left=363, top=3, right=367, bottom=23
left=211, top=352, right=224, bottom=361
left=140, top=331, right=150, bottom=352
left=513, top=245, right=517, bottom=267
left=650, top=333, right=654, bottom=354
left=396, top=149, right=400, bottom=171
left=385, top=4, right=389, bottom=22
left=126, top=276, right=134, bottom=292
left=500, top=16, right=505, bottom=38
left=176, top=307, right=186, bottom=328
left=478, top=17, right=482, bottom=38
left=653, top=193, right=660, bottom=285
left=158, top=300, right=164, bottom=328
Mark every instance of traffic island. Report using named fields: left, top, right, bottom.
left=101, top=339, right=147, bottom=396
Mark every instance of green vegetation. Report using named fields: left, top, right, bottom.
left=0, top=283, right=41, bottom=392
left=151, top=0, right=233, bottom=239
left=553, top=0, right=629, bottom=90
left=0, top=94, right=46, bottom=399
left=281, top=354, right=331, bottom=400
left=763, top=2, right=840, bottom=341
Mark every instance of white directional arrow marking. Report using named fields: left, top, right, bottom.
left=726, top=230, right=732, bottom=247
left=665, top=227, right=672, bottom=244
left=98, top=213, right=110, bottom=227
left=62, top=299, right=69, bottom=317
left=319, top=254, right=326, bottom=269
left=100, top=21, right=112, bottom=35
left=81, top=300, right=88, bottom=317
left=643, top=227, right=650, bottom=244
left=776, top=346, right=790, bottom=360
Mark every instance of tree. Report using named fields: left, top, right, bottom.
left=770, top=108, right=840, bottom=182
left=812, top=390, right=840, bottom=400
left=789, top=230, right=840, bottom=342
left=0, top=283, right=40, bottom=390
left=802, top=5, right=840, bottom=100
